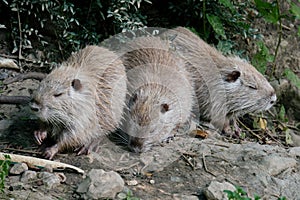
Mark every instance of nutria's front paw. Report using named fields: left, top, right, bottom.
left=34, top=130, right=47, bottom=145
left=43, top=144, right=58, bottom=160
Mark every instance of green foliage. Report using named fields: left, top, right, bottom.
left=206, top=14, right=226, bottom=39
left=254, top=0, right=279, bottom=24
left=290, top=1, right=300, bottom=36
left=125, top=190, right=140, bottom=200
left=279, top=105, right=288, bottom=122
left=224, top=186, right=286, bottom=200
left=284, top=69, right=300, bottom=89
left=0, top=155, right=11, bottom=193
left=224, top=186, right=258, bottom=200
left=252, top=41, right=274, bottom=74
left=107, top=0, right=151, bottom=32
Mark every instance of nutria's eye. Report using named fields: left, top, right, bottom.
left=53, top=93, right=63, bottom=97
left=248, top=84, right=257, bottom=90
left=128, top=93, right=138, bottom=107
left=161, top=103, right=169, bottom=113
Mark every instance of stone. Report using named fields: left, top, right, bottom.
left=260, top=156, right=297, bottom=176
left=204, top=180, right=236, bottom=200
left=9, top=163, right=28, bottom=175
left=20, top=170, right=37, bottom=182
left=38, top=172, right=61, bottom=189
left=76, top=169, right=124, bottom=200
left=173, top=194, right=199, bottom=200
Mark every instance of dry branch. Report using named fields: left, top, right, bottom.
left=0, top=95, right=31, bottom=104
left=0, top=152, right=85, bottom=174
left=0, top=57, right=19, bottom=70
left=3, top=72, right=46, bottom=85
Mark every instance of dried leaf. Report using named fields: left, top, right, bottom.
left=190, top=130, right=208, bottom=138
left=259, top=118, right=267, bottom=130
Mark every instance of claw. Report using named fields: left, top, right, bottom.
left=34, top=130, right=47, bottom=145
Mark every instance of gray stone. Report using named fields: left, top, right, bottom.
left=289, top=147, right=300, bottom=157
left=260, top=156, right=297, bottom=176
left=172, top=194, right=199, bottom=200
left=20, top=170, right=37, bottom=182
left=204, top=180, right=236, bottom=200
left=38, top=172, right=61, bottom=189
left=77, top=169, right=124, bottom=200
left=9, top=163, right=28, bottom=175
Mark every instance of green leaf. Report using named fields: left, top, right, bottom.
left=254, top=0, right=279, bottom=24
left=284, top=68, right=300, bottom=89
left=218, top=0, right=234, bottom=12
left=290, top=2, right=300, bottom=19
left=206, top=14, right=226, bottom=39
left=252, top=41, right=274, bottom=74
left=285, top=128, right=293, bottom=145
left=279, top=105, right=287, bottom=122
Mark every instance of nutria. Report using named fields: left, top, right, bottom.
left=120, top=36, right=195, bottom=152
left=161, top=27, right=277, bottom=134
left=30, top=45, right=127, bottom=159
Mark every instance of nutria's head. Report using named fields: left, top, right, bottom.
left=123, top=83, right=180, bottom=153
left=220, top=57, right=276, bottom=117
left=30, top=65, right=97, bottom=134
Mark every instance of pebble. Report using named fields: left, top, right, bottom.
left=126, top=179, right=138, bottom=186
left=76, top=169, right=124, bottom=199
left=20, top=170, right=37, bottom=182
left=204, top=180, right=236, bottom=200
left=10, top=163, right=28, bottom=175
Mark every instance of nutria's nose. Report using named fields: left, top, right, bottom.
left=270, top=93, right=277, bottom=105
left=30, top=99, right=40, bottom=112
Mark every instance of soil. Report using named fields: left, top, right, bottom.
left=0, top=7, right=300, bottom=200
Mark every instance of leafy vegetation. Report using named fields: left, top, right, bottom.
left=0, top=155, right=11, bottom=193
left=224, top=186, right=287, bottom=200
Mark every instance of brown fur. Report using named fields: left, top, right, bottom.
left=31, top=45, right=127, bottom=159
left=120, top=36, right=195, bottom=152
left=161, top=27, right=276, bottom=132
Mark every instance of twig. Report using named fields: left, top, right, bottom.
left=4, top=148, right=41, bottom=155
left=202, top=153, right=216, bottom=176
left=0, top=57, right=19, bottom=70
left=181, top=154, right=195, bottom=170
left=16, top=4, right=23, bottom=64
left=3, top=72, right=46, bottom=84
left=236, top=118, right=262, bottom=140
left=272, top=0, right=282, bottom=75
left=0, top=152, right=85, bottom=174
left=0, top=95, right=31, bottom=104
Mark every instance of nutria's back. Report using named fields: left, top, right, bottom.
left=120, top=37, right=195, bottom=152
left=161, top=27, right=276, bottom=131
left=31, top=45, right=127, bottom=158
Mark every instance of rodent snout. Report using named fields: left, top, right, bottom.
left=270, top=93, right=277, bottom=105
left=30, top=99, right=41, bottom=112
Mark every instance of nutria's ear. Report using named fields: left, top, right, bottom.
left=161, top=103, right=169, bottom=113
left=71, top=79, right=82, bottom=91
left=223, top=70, right=241, bottom=82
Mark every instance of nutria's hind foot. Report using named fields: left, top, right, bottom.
left=75, top=140, right=101, bottom=155
left=34, top=130, right=47, bottom=145
left=43, top=144, right=58, bottom=160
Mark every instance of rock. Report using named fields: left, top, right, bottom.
left=9, top=163, right=28, bottom=175
left=260, top=156, right=297, bottom=176
left=20, top=170, right=37, bottom=182
left=172, top=194, right=199, bottom=200
left=204, top=180, right=236, bottom=200
left=126, top=179, right=138, bottom=186
left=38, top=172, right=62, bottom=189
left=77, top=169, right=124, bottom=200
left=289, top=147, right=300, bottom=157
